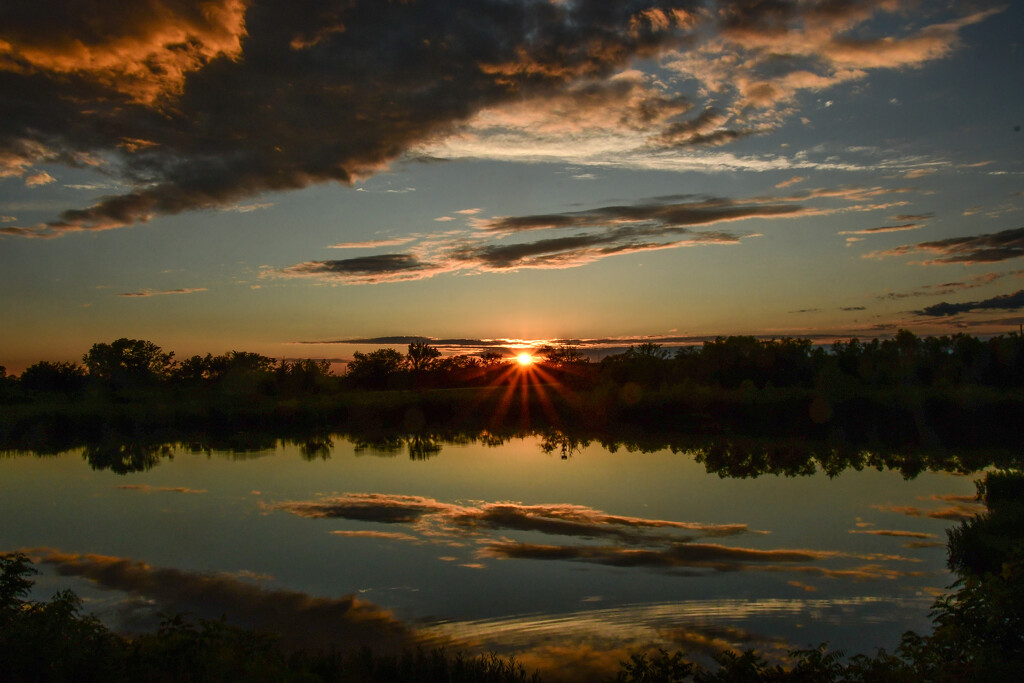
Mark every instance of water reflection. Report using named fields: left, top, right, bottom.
left=3, top=425, right=1019, bottom=478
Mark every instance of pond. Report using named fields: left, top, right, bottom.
left=0, top=432, right=982, bottom=677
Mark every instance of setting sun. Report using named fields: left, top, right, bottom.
left=516, top=353, right=534, bottom=366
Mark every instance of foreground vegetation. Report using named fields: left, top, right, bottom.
left=2, top=332, right=1024, bottom=453
left=3, top=470, right=1021, bottom=682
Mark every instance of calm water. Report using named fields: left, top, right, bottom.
left=0, top=434, right=980, bottom=673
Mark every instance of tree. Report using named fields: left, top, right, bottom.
left=82, top=338, right=174, bottom=389
left=18, top=361, right=87, bottom=395
left=538, top=344, right=587, bottom=366
left=479, top=351, right=504, bottom=366
left=345, top=348, right=405, bottom=389
left=406, top=342, right=441, bottom=372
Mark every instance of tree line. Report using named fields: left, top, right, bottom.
left=2, top=331, right=1023, bottom=401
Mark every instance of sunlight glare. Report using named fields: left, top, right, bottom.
left=517, top=353, right=534, bottom=366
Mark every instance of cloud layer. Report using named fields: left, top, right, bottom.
left=0, top=1, right=998, bottom=238
left=274, top=187, right=913, bottom=284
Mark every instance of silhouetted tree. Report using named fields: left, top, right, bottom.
left=537, top=344, right=587, bottom=366
left=406, top=342, right=441, bottom=372
left=346, top=348, right=405, bottom=389
left=480, top=350, right=503, bottom=365
left=276, top=358, right=334, bottom=395
left=18, top=360, right=87, bottom=395
left=82, top=338, right=174, bottom=391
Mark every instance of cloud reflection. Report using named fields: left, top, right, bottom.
left=29, top=548, right=415, bottom=652
left=269, top=492, right=925, bottom=582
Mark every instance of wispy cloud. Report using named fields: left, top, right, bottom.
left=867, top=227, right=1024, bottom=265
left=273, top=188, right=914, bottom=284
left=116, top=484, right=206, bottom=494
left=876, top=271, right=1021, bottom=301
left=838, top=223, right=926, bottom=237
left=327, top=237, right=416, bottom=249
left=117, top=287, right=208, bottom=297
left=848, top=529, right=937, bottom=540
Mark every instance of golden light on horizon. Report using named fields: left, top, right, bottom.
left=516, top=353, right=534, bottom=366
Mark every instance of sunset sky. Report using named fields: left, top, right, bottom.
left=1, top=0, right=1022, bottom=372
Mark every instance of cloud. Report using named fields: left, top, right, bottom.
left=30, top=548, right=416, bottom=652
left=838, top=222, right=926, bottom=236
left=873, top=502, right=982, bottom=523
left=868, top=227, right=1024, bottom=265
left=480, top=540, right=835, bottom=571
left=274, top=185, right=923, bottom=283
left=0, top=1, right=706, bottom=237
left=276, top=193, right=812, bottom=282
left=474, top=197, right=805, bottom=234
left=276, top=254, right=444, bottom=285
left=327, top=237, right=416, bottom=249
left=916, top=289, right=1024, bottom=317
left=775, top=176, right=804, bottom=189
left=330, top=530, right=419, bottom=542
left=0, top=3, right=1001, bottom=238
left=267, top=492, right=921, bottom=583
left=115, top=484, right=206, bottom=494
left=876, top=271, right=1020, bottom=301
left=117, top=287, right=208, bottom=297
left=848, top=529, right=937, bottom=540
left=25, top=170, right=56, bottom=187
left=664, top=3, right=1001, bottom=125
left=269, top=493, right=754, bottom=547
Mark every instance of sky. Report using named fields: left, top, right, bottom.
left=1, top=0, right=1022, bottom=372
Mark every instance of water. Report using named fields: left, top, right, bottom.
left=0, top=433, right=980, bottom=673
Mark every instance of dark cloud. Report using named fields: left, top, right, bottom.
left=871, top=227, right=1024, bottom=265
left=839, top=306, right=865, bottom=311
left=916, top=289, right=1024, bottom=317
left=657, top=107, right=749, bottom=146
left=875, top=271, right=1020, bottom=301
left=475, top=197, right=804, bottom=234
left=279, top=254, right=438, bottom=283
left=270, top=493, right=454, bottom=524
left=31, top=548, right=416, bottom=652
left=0, top=0, right=703, bottom=237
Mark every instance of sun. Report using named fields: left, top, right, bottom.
left=516, top=353, right=534, bottom=366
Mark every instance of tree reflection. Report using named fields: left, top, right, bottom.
left=539, top=431, right=589, bottom=460
left=4, top=423, right=1022, bottom=479
left=83, top=442, right=174, bottom=474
